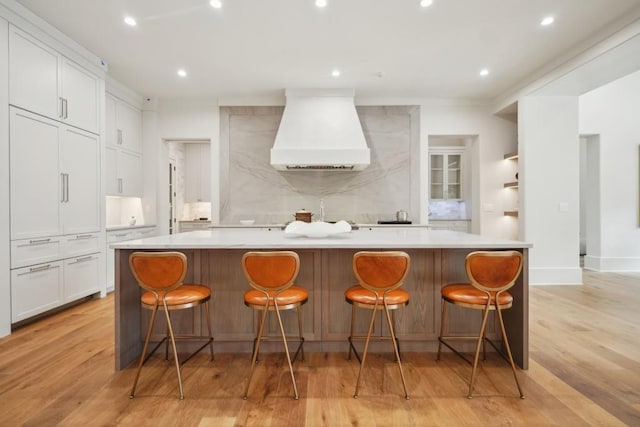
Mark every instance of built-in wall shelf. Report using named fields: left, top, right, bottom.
left=504, top=152, right=518, bottom=160
left=504, top=181, right=518, bottom=188
left=504, top=210, right=519, bottom=217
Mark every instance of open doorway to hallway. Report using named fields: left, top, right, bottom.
left=579, top=134, right=601, bottom=267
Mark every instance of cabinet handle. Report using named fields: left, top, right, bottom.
left=70, top=255, right=93, bottom=264
left=117, top=129, right=123, bottom=145
left=60, top=173, right=66, bottom=202
left=114, top=233, right=127, bottom=237
left=17, top=238, right=57, bottom=247
left=17, top=264, right=57, bottom=276
left=59, top=97, right=64, bottom=119
left=118, top=178, right=123, bottom=194
left=63, top=98, right=68, bottom=119
left=74, top=234, right=94, bottom=240
left=65, top=173, right=70, bottom=202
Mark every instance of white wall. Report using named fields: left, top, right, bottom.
left=579, top=70, right=640, bottom=270
left=145, top=100, right=220, bottom=233
left=418, top=101, right=517, bottom=238
left=519, top=96, right=582, bottom=284
left=0, top=17, right=11, bottom=337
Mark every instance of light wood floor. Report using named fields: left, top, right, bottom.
left=1, top=269, right=639, bottom=426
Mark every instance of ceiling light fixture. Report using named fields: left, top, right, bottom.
left=331, top=69, right=341, bottom=77
left=540, top=16, right=554, bottom=26
left=420, top=0, right=433, bottom=7
left=479, top=68, right=489, bottom=77
left=177, top=69, right=187, bottom=78
left=210, top=0, right=222, bottom=9
left=123, top=16, right=137, bottom=26
left=315, top=0, right=328, bottom=8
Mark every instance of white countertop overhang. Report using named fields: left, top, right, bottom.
left=111, top=228, right=531, bottom=250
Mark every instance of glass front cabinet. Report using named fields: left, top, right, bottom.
left=429, top=150, right=463, bottom=200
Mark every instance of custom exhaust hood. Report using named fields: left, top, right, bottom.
left=270, top=89, right=370, bottom=171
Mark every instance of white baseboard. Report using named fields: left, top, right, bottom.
left=584, top=256, right=640, bottom=271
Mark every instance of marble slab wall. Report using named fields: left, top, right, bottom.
left=219, top=105, right=419, bottom=225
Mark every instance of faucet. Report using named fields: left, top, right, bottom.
left=320, top=198, right=325, bottom=222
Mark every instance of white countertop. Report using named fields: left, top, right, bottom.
left=111, top=228, right=531, bottom=250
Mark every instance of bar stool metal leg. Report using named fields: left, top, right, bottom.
left=130, top=305, right=158, bottom=399
left=496, top=304, right=525, bottom=399
left=274, top=302, right=300, bottom=400
left=383, top=301, right=409, bottom=399
left=243, top=304, right=269, bottom=400
left=354, top=299, right=379, bottom=398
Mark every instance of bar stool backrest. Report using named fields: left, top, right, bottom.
left=353, top=251, right=410, bottom=294
left=129, top=251, right=188, bottom=294
left=465, top=251, right=523, bottom=293
left=242, top=251, right=300, bottom=292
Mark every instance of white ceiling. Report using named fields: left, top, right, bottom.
left=14, top=0, right=640, bottom=102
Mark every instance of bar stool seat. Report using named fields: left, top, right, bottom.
left=345, top=285, right=410, bottom=307
left=141, top=285, right=212, bottom=309
left=244, top=285, right=308, bottom=308
left=441, top=284, right=513, bottom=308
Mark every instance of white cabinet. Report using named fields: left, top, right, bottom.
left=429, top=151, right=463, bottom=200
left=10, top=108, right=100, bottom=240
left=9, top=25, right=99, bottom=133
left=106, top=227, right=156, bottom=291
left=185, top=143, right=211, bottom=203
left=106, top=146, right=143, bottom=197
left=64, top=254, right=100, bottom=302
left=106, top=93, right=142, bottom=152
left=105, top=93, right=143, bottom=196
left=11, top=261, right=64, bottom=323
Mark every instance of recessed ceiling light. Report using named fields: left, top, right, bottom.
left=540, top=16, right=554, bottom=26
left=479, top=68, right=489, bottom=77
left=123, top=16, right=137, bottom=26
left=177, top=69, right=187, bottom=78
left=210, top=0, right=222, bottom=9
left=420, top=0, right=433, bottom=7
left=331, top=69, right=341, bottom=77
left=315, top=0, right=328, bottom=8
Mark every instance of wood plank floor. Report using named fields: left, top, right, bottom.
left=1, top=269, right=639, bottom=426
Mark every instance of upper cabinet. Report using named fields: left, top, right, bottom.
left=429, top=148, right=464, bottom=200
left=9, top=25, right=99, bottom=134
left=185, top=143, right=211, bottom=203
left=106, top=93, right=142, bottom=153
left=105, top=92, right=143, bottom=196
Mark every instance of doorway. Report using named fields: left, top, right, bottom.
left=579, top=134, right=601, bottom=267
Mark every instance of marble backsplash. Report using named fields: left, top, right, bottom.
left=219, top=106, right=419, bottom=225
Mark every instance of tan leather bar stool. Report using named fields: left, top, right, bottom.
left=437, top=250, right=524, bottom=399
left=345, top=251, right=411, bottom=399
left=241, top=251, right=307, bottom=400
left=128, top=251, right=214, bottom=400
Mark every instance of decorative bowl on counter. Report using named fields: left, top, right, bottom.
left=240, top=219, right=255, bottom=225
left=284, top=220, right=351, bottom=238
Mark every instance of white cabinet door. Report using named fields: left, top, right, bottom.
left=61, top=58, right=99, bottom=133
left=105, top=145, right=118, bottom=195
left=9, top=108, right=62, bottom=240
left=116, top=100, right=142, bottom=152
left=185, top=143, right=211, bottom=202
left=61, top=127, right=100, bottom=234
left=105, top=147, right=143, bottom=197
left=11, top=261, right=64, bottom=323
left=118, top=150, right=143, bottom=196
left=105, top=93, right=117, bottom=146
left=9, top=26, right=60, bottom=121
left=64, top=254, right=99, bottom=302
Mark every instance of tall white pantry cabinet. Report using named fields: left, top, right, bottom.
left=7, top=23, right=103, bottom=324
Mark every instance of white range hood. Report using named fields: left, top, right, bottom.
left=270, top=89, right=370, bottom=171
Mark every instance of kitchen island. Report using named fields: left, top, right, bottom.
left=113, top=228, right=531, bottom=370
